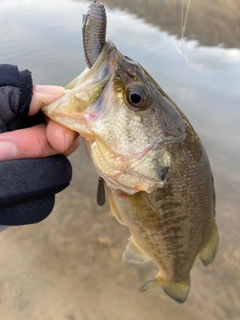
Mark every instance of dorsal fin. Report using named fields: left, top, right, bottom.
left=199, top=224, right=219, bottom=266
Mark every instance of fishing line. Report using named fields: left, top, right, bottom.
left=181, top=0, right=184, bottom=53
left=177, top=0, right=192, bottom=62
left=181, top=0, right=192, bottom=45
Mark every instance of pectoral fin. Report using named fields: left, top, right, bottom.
left=129, top=192, right=161, bottom=231
left=139, top=277, right=190, bottom=304
left=199, top=224, right=219, bottom=267
left=123, top=240, right=151, bottom=264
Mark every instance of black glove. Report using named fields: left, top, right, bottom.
left=0, top=64, right=72, bottom=226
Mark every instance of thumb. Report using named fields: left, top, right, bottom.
left=29, top=85, right=65, bottom=116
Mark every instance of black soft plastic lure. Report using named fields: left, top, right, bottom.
left=97, top=177, right=105, bottom=206
left=82, top=1, right=107, bottom=205
left=82, top=0, right=107, bottom=68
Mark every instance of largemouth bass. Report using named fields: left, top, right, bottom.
left=42, top=8, right=218, bottom=304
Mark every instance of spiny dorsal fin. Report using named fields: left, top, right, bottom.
left=123, top=240, right=151, bottom=264
left=199, top=224, right=219, bottom=267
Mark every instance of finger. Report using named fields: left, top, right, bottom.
left=0, top=124, right=58, bottom=160
left=63, top=136, right=80, bottom=156
left=46, top=119, right=79, bottom=153
left=29, top=85, right=65, bottom=116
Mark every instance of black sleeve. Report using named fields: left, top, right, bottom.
left=0, top=155, right=72, bottom=225
left=0, top=64, right=73, bottom=226
left=0, top=64, right=32, bottom=126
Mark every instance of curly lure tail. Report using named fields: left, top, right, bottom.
left=82, top=0, right=107, bottom=68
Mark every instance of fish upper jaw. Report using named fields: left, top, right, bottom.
left=42, top=41, right=121, bottom=130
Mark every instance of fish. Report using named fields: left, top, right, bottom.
left=42, top=2, right=219, bottom=304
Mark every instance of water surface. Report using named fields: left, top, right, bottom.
left=0, top=0, right=239, bottom=319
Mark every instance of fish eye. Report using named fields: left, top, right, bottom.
left=130, top=93, right=141, bottom=104
left=126, top=85, right=150, bottom=110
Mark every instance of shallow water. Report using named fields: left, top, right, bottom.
left=0, top=0, right=239, bottom=319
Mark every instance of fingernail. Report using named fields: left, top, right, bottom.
left=35, top=85, right=65, bottom=97
left=0, top=141, right=17, bottom=161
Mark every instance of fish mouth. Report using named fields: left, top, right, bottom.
left=75, top=40, right=120, bottom=89
left=42, top=41, right=121, bottom=138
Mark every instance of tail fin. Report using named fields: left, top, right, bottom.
left=163, top=279, right=190, bottom=303
left=139, top=277, right=190, bottom=304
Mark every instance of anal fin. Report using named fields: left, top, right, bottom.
left=139, top=277, right=190, bottom=304
left=123, top=240, right=151, bottom=264
left=199, top=224, right=219, bottom=267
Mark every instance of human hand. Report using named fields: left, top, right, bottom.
left=0, top=84, right=79, bottom=161
left=0, top=86, right=75, bottom=226
left=0, top=65, right=76, bottom=226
